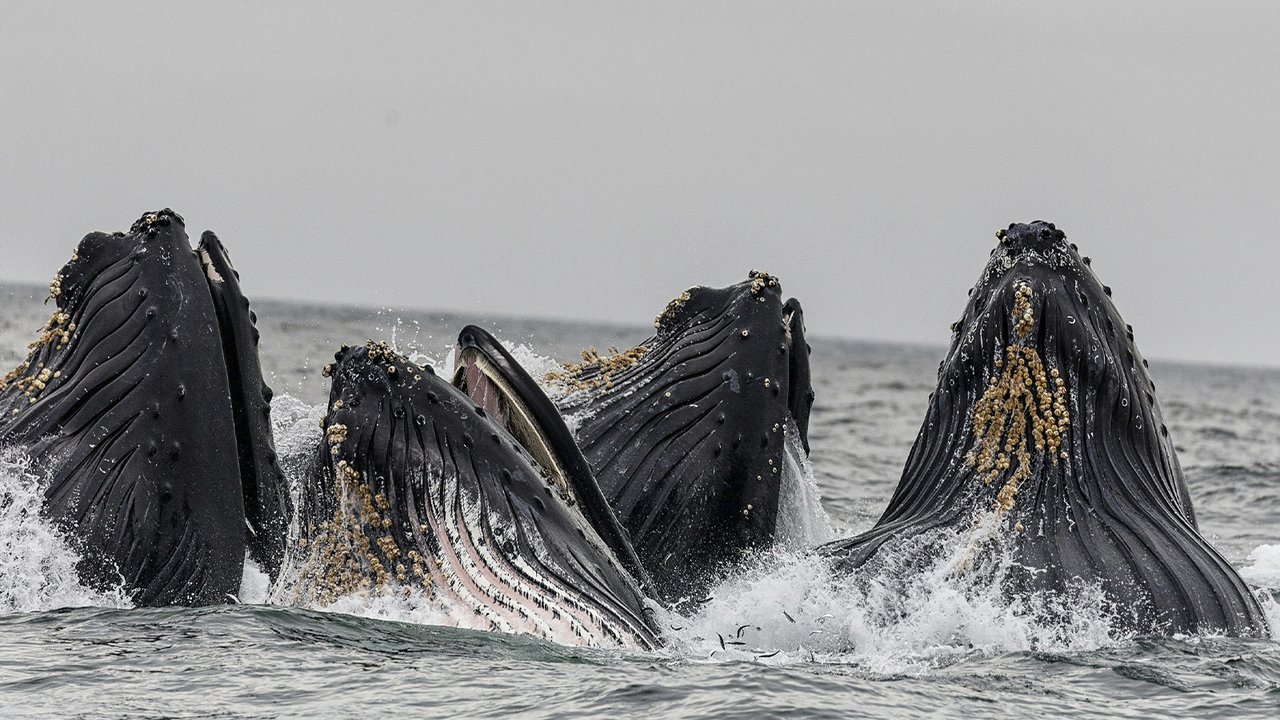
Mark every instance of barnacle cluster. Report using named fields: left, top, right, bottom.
left=545, top=344, right=649, bottom=393
left=0, top=362, right=62, bottom=409
left=33, top=311, right=75, bottom=352
left=326, top=423, right=348, bottom=449
left=748, top=269, right=779, bottom=297
left=653, top=290, right=691, bottom=329
left=1, top=310, right=75, bottom=407
left=964, top=283, right=1071, bottom=516
left=294, top=454, right=432, bottom=604
left=363, top=339, right=394, bottom=364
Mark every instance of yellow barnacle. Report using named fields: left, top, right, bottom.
left=964, top=282, right=1072, bottom=521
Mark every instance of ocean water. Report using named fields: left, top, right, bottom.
left=1, top=282, right=1278, bottom=718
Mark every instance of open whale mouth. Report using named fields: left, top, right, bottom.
left=451, top=326, right=655, bottom=593
left=452, top=333, right=574, bottom=503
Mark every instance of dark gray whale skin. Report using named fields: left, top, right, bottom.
left=550, top=272, right=814, bottom=604
left=0, top=210, right=289, bottom=605
left=823, top=222, right=1269, bottom=637
left=279, top=342, right=661, bottom=649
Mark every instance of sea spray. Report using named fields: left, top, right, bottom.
left=776, top=418, right=834, bottom=547
left=322, top=586, right=453, bottom=628
left=1241, top=544, right=1280, bottom=588
left=0, top=448, right=130, bottom=612
left=673, top=523, right=1120, bottom=675
left=1241, top=544, right=1280, bottom=640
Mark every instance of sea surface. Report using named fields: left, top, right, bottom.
left=1, top=281, right=1278, bottom=718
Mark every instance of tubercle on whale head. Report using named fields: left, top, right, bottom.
left=129, top=207, right=185, bottom=235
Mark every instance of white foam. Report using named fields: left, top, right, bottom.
left=269, top=393, right=326, bottom=499
left=321, top=586, right=453, bottom=627
left=775, top=419, right=834, bottom=547
left=501, top=341, right=565, bottom=385
left=1240, top=543, right=1280, bottom=641
left=1241, top=544, right=1280, bottom=588
left=238, top=555, right=271, bottom=605
left=670, top=524, right=1120, bottom=674
left=0, top=448, right=131, bottom=612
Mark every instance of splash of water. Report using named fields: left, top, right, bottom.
left=776, top=419, right=834, bottom=547
left=238, top=555, right=272, bottom=605
left=0, top=448, right=130, bottom=612
left=672, top=521, right=1121, bottom=674
left=269, top=393, right=326, bottom=501
left=322, top=586, right=453, bottom=627
left=1241, top=544, right=1280, bottom=588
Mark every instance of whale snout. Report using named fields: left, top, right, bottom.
left=996, top=221, right=1068, bottom=256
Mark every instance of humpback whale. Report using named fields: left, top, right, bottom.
left=0, top=210, right=291, bottom=605
left=276, top=341, right=661, bottom=649
left=822, top=222, right=1269, bottom=637
left=548, top=272, right=814, bottom=603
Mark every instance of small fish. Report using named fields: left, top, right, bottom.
left=726, top=640, right=746, bottom=646
left=670, top=624, right=684, bottom=631
left=736, top=624, right=751, bottom=638
left=756, top=650, right=781, bottom=659
left=783, top=611, right=796, bottom=623
left=717, top=633, right=726, bottom=650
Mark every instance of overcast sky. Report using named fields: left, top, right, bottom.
left=2, top=2, right=1279, bottom=366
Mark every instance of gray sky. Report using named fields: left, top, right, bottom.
left=3, top=2, right=1279, bottom=366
